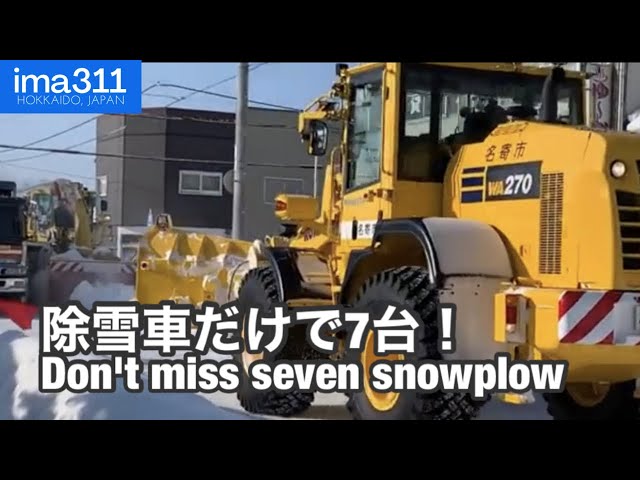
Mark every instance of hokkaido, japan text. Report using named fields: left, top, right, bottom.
left=37, top=301, right=568, bottom=399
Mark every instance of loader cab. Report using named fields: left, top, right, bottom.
left=303, top=62, right=585, bottom=223
left=397, top=63, right=584, bottom=175
left=32, top=192, right=54, bottom=228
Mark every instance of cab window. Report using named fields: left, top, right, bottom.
left=346, top=70, right=384, bottom=191
left=398, top=63, right=584, bottom=183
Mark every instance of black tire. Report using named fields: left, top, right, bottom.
left=346, top=266, right=481, bottom=420
left=233, top=266, right=314, bottom=417
left=543, top=381, right=639, bottom=420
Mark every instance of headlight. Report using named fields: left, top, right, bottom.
left=611, top=160, right=627, bottom=178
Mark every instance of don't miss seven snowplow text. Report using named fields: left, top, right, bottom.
left=35, top=301, right=567, bottom=399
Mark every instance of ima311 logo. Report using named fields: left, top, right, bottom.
left=0, top=60, right=142, bottom=114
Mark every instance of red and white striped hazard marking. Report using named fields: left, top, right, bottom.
left=49, top=261, right=84, bottom=273
left=49, top=261, right=136, bottom=275
left=559, top=290, right=640, bottom=345
left=121, top=263, right=136, bottom=274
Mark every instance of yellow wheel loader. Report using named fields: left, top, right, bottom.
left=137, top=62, right=640, bottom=420
left=20, top=178, right=133, bottom=306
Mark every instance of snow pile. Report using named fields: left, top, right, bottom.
left=52, top=249, right=85, bottom=261
left=91, top=246, right=121, bottom=261
left=0, top=330, right=256, bottom=420
left=70, top=280, right=135, bottom=308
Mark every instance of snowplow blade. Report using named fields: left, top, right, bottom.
left=47, top=258, right=136, bottom=305
left=25, top=244, right=137, bottom=307
left=136, top=225, right=262, bottom=306
left=0, top=299, right=38, bottom=330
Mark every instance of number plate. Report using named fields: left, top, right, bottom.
left=484, top=161, right=542, bottom=202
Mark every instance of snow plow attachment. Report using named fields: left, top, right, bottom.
left=135, top=215, right=262, bottom=306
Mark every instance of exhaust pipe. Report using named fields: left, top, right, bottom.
left=539, top=66, right=566, bottom=123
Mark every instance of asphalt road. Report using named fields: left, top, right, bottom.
left=198, top=389, right=552, bottom=420
left=137, top=350, right=551, bottom=420
left=12, top=321, right=550, bottom=420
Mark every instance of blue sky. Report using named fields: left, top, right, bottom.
left=0, top=62, right=345, bottom=189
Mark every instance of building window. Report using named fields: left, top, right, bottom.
left=263, top=176, right=304, bottom=205
left=97, top=175, right=108, bottom=197
left=179, top=170, right=223, bottom=196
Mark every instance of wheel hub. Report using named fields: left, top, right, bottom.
left=566, top=382, right=610, bottom=408
left=361, top=330, right=404, bottom=412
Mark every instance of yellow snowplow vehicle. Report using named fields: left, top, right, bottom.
left=21, top=178, right=110, bottom=251
left=137, top=62, right=640, bottom=420
left=20, top=179, right=133, bottom=306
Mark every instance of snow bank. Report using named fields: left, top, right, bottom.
left=52, top=249, right=85, bottom=261
left=628, top=109, right=640, bottom=133
left=0, top=330, right=256, bottom=420
left=70, top=281, right=135, bottom=308
left=91, top=246, right=121, bottom=261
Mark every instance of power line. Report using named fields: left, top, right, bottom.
left=0, top=63, right=270, bottom=158
left=156, top=82, right=299, bottom=112
left=131, top=111, right=300, bottom=130
left=5, top=162, right=96, bottom=181
left=0, top=109, right=323, bottom=165
left=0, top=84, right=159, bottom=156
left=0, top=143, right=325, bottom=170
left=1, top=126, right=126, bottom=164
left=164, top=62, right=269, bottom=107
left=0, top=63, right=325, bottom=179
left=143, top=93, right=182, bottom=102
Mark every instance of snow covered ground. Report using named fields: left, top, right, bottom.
left=69, top=280, right=136, bottom=307
left=0, top=280, right=550, bottom=420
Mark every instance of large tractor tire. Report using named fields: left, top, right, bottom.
left=543, top=381, right=639, bottom=420
left=346, top=266, right=481, bottom=420
left=233, top=266, right=314, bottom=417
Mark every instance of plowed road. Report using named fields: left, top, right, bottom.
left=138, top=351, right=551, bottom=420
left=200, top=389, right=551, bottom=420
left=15, top=322, right=549, bottom=420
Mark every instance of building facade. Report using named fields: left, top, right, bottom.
left=95, top=106, right=329, bottom=241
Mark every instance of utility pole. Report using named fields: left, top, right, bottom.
left=615, top=62, right=628, bottom=131
left=231, top=62, right=249, bottom=240
left=313, top=156, right=318, bottom=197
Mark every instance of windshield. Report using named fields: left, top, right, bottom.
left=35, top=193, right=52, bottom=212
left=398, top=63, right=584, bottom=182
left=34, top=192, right=54, bottom=227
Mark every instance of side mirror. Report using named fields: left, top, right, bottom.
left=307, top=120, right=328, bottom=157
left=100, top=199, right=108, bottom=212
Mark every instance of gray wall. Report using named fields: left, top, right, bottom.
left=122, top=109, right=166, bottom=226
left=96, top=107, right=235, bottom=229
left=96, top=106, right=336, bottom=239
left=163, top=109, right=234, bottom=229
left=95, top=114, right=126, bottom=225
left=242, top=108, right=330, bottom=241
